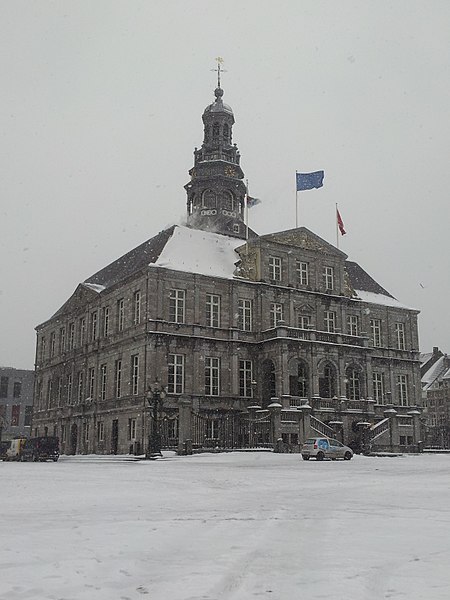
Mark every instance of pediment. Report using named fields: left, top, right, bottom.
left=50, top=283, right=102, bottom=322
left=261, top=227, right=347, bottom=258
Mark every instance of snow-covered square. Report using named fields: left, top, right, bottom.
left=1, top=452, right=449, bottom=600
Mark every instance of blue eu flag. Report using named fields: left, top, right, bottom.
left=296, top=171, right=324, bottom=191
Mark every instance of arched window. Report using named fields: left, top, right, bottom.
left=212, top=123, right=219, bottom=139
left=346, top=367, right=362, bottom=400
left=319, top=363, right=336, bottom=398
left=202, top=190, right=216, bottom=209
left=289, top=359, right=309, bottom=398
left=222, top=191, right=235, bottom=211
left=223, top=123, right=229, bottom=142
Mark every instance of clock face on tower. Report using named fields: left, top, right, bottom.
left=225, top=165, right=237, bottom=177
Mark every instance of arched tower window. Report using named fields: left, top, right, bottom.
left=319, top=363, right=337, bottom=399
left=223, top=123, right=229, bottom=143
left=212, top=123, right=219, bottom=140
left=202, top=190, right=216, bottom=209
left=346, top=367, right=362, bottom=400
left=289, top=359, right=309, bottom=398
left=222, top=191, right=235, bottom=211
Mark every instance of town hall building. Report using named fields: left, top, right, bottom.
left=32, top=81, right=423, bottom=455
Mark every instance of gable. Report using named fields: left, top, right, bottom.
left=47, top=284, right=101, bottom=323
left=259, top=227, right=347, bottom=258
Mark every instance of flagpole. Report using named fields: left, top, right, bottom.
left=245, top=179, right=249, bottom=254
left=295, top=171, right=298, bottom=228
left=334, top=202, right=339, bottom=250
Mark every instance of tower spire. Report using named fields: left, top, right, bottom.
left=184, top=66, right=247, bottom=239
left=211, top=56, right=227, bottom=88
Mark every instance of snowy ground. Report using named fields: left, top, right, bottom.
left=1, top=452, right=449, bottom=600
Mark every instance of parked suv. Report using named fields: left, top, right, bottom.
left=21, top=436, right=60, bottom=462
left=301, top=437, right=353, bottom=461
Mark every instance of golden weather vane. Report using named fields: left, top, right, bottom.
left=211, top=57, right=227, bottom=88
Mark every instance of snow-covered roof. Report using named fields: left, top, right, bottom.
left=422, top=356, right=449, bottom=390
left=150, top=226, right=241, bottom=279
left=353, top=290, right=412, bottom=310
left=83, top=283, right=106, bottom=293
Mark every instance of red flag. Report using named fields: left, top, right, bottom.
left=337, top=207, right=346, bottom=235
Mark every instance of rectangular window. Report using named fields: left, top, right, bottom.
left=79, top=318, right=86, bottom=346
left=297, top=314, right=311, bottom=339
left=397, top=374, right=408, bottom=406
left=347, top=315, right=359, bottom=336
left=131, top=355, right=139, bottom=396
left=115, top=360, right=122, bottom=398
left=90, top=311, right=98, bottom=341
left=269, top=256, right=282, bottom=281
left=67, top=374, right=73, bottom=405
left=323, top=266, right=334, bottom=291
left=206, top=419, right=220, bottom=439
left=24, top=405, right=33, bottom=427
left=100, top=364, right=107, bottom=401
left=40, top=337, right=46, bottom=361
left=117, top=299, right=125, bottom=332
left=46, top=379, right=53, bottom=408
left=370, top=319, right=382, bottom=347
left=102, top=307, right=110, bottom=337
left=57, top=377, right=63, bottom=406
left=13, top=381, right=22, bottom=398
left=296, top=260, right=309, bottom=286
left=97, top=421, right=104, bottom=442
left=61, top=424, right=67, bottom=443
left=239, top=360, right=253, bottom=397
left=206, top=294, right=220, bottom=328
left=83, top=421, right=89, bottom=443
left=324, top=311, right=336, bottom=333
left=88, top=367, right=95, bottom=399
left=59, top=327, right=66, bottom=353
left=0, top=376, right=8, bottom=398
left=77, top=371, right=84, bottom=404
left=205, top=357, right=220, bottom=396
left=50, top=332, right=56, bottom=357
left=238, top=299, right=252, bottom=331
left=10, top=405, right=20, bottom=426
left=68, top=322, right=75, bottom=349
left=270, top=303, right=284, bottom=328
left=133, top=291, right=141, bottom=325
left=395, top=322, right=406, bottom=350
left=169, top=289, right=185, bottom=323
left=168, top=354, right=184, bottom=395
left=372, top=372, right=385, bottom=403
left=128, top=418, right=137, bottom=440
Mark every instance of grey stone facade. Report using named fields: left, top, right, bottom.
left=0, top=367, right=34, bottom=440
left=32, top=85, right=422, bottom=455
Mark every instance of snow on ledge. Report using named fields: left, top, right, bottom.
left=149, top=226, right=242, bottom=279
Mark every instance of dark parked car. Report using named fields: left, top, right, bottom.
left=21, top=436, right=60, bottom=462
left=0, top=440, right=11, bottom=460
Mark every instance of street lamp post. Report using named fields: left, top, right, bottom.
left=146, top=381, right=167, bottom=459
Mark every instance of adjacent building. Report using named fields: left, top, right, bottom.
left=32, top=83, right=422, bottom=454
left=0, top=367, right=34, bottom=440
left=421, top=347, right=450, bottom=447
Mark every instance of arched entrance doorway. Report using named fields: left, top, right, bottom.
left=70, top=423, right=78, bottom=455
left=289, top=358, right=309, bottom=398
left=261, top=359, right=276, bottom=408
left=319, top=362, right=337, bottom=398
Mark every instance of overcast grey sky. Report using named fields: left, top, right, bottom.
left=1, top=1, right=449, bottom=369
